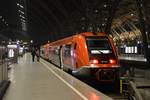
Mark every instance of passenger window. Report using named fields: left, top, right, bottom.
left=64, top=45, right=71, bottom=57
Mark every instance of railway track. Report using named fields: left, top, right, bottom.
left=85, top=76, right=150, bottom=100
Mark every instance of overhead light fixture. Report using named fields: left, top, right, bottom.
left=19, top=15, right=25, bottom=19
left=104, top=4, right=107, bottom=8
left=102, top=23, right=105, bottom=26
left=95, top=9, right=98, bottom=13
left=0, top=16, right=2, bottom=19
left=17, top=3, right=20, bottom=6
left=16, top=3, right=24, bottom=8
left=130, top=13, right=134, bottom=16
left=30, top=40, right=33, bottom=43
left=21, top=19, right=26, bottom=22
left=20, top=5, right=24, bottom=9
left=18, top=10, right=25, bottom=14
left=104, top=18, right=107, bottom=21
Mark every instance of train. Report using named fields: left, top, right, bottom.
left=41, top=32, right=120, bottom=83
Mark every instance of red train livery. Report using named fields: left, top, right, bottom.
left=41, top=32, right=120, bottom=82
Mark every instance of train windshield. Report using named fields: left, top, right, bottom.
left=86, top=36, right=112, bottom=54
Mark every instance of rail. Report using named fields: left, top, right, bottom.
left=129, top=81, right=143, bottom=100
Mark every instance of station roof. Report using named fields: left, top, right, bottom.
left=0, top=0, right=140, bottom=45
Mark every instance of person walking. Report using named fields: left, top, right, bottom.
left=31, top=47, right=36, bottom=62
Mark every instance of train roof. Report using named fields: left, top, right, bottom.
left=44, top=32, right=107, bottom=46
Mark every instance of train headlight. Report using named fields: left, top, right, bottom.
left=90, top=59, right=99, bottom=64
left=109, top=59, right=116, bottom=64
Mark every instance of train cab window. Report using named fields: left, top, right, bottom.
left=86, top=36, right=112, bottom=54
left=64, top=45, right=71, bottom=57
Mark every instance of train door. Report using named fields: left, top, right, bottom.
left=61, top=43, right=75, bottom=72
left=59, top=46, right=63, bottom=69
left=71, top=43, right=76, bottom=71
left=53, top=46, right=61, bottom=67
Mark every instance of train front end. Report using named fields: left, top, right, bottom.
left=85, top=36, right=120, bottom=82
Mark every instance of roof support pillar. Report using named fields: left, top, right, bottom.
left=105, top=0, right=120, bottom=34
left=136, top=0, right=150, bottom=63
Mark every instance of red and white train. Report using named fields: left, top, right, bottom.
left=41, top=32, right=120, bottom=83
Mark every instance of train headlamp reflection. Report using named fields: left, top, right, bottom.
left=89, top=92, right=100, bottom=100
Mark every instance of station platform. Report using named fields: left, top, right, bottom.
left=2, top=53, right=112, bottom=100
left=119, top=55, right=146, bottom=62
left=119, top=55, right=149, bottom=68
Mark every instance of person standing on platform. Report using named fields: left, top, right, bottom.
left=31, top=47, right=36, bottom=62
left=36, top=48, right=40, bottom=62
